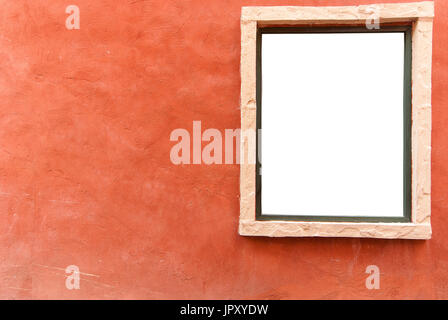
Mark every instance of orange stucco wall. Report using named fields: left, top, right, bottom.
left=0, top=0, right=446, bottom=299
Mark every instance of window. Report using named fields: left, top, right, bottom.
left=259, top=26, right=411, bottom=222
left=239, top=2, right=434, bottom=239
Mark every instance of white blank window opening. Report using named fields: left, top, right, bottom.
left=260, top=30, right=409, bottom=220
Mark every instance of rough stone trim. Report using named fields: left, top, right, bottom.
left=239, top=221, right=431, bottom=239
left=239, top=2, right=433, bottom=239
left=240, top=19, right=257, bottom=222
left=241, top=1, right=434, bottom=23
left=412, top=18, right=433, bottom=226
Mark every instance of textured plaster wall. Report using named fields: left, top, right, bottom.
left=0, top=0, right=447, bottom=299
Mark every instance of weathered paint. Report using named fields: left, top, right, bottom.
left=0, top=0, right=446, bottom=299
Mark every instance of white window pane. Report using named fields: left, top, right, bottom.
left=261, top=32, right=404, bottom=217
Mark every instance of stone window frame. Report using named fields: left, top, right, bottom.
left=239, top=1, right=434, bottom=239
